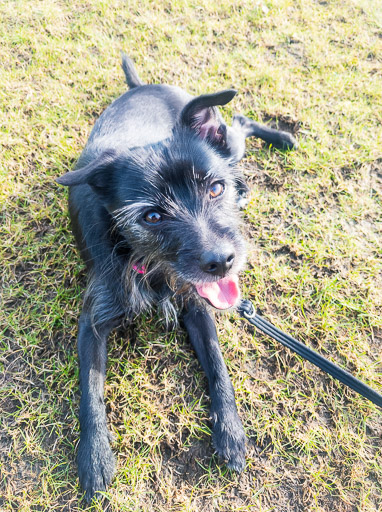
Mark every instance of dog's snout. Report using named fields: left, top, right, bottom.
left=200, top=249, right=235, bottom=276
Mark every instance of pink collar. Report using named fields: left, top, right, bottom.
left=132, top=263, right=146, bottom=274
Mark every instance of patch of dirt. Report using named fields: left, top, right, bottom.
left=282, top=39, right=308, bottom=64
left=273, top=244, right=304, bottom=263
left=371, top=160, right=382, bottom=188
left=160, top=439, right=212, bottom=485
left=372, top=327, right=382, bottom=347
left=240, top=160, right=286, bottom=192
left=262, top=113, right=301, bottom=135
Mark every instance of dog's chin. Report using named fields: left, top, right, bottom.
left=194, top=274, right=240, bottom=311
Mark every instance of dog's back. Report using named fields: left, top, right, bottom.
left=82, top=56, right=193, bottom=161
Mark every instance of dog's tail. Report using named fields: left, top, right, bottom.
left=121, top=52, right=145, bottom=89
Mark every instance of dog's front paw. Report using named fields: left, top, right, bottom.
left=211, top=411, right=246, bottom=472
left=77, top=429, right=116, bottom=502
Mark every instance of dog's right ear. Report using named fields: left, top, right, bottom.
left=180, top=89, right=237, bottom=147
left=56, top=150, right=117, bottom=188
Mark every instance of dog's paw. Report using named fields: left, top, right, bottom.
left=77, top=429, right=116, bottom=502
left=211, top=412, right=246, bottom=472
left=278, top=130, right=298, bottom=150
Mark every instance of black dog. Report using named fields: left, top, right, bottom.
left=57, top=55, right=296, bottom=500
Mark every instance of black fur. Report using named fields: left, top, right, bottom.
left=57, top=54, right=297, bottom=501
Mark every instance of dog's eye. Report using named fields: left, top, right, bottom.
left=209, top=182, right=225, bottom=199
left=144, top=211, right=162, bottom=224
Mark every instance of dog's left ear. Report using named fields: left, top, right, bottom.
left=56, top=150, right=117, bottom=189
left=180, top=89, right=237, bottom=147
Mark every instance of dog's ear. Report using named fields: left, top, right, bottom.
left=56, top=150, right=117, bottom=188
left=180, top=89, right=237, bottom=146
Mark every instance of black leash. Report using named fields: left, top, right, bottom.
left=237, top=299, right=382, bottom=409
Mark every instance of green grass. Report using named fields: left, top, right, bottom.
left=1, top=0, right=382, bottom=510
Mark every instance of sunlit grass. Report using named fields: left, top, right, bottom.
left=1, top=0, right=381, bottom=510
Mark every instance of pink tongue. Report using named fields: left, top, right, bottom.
left=196, top=275, right=240, bottom=310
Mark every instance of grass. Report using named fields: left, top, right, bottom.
left=1, top=0, right=382, bottom=510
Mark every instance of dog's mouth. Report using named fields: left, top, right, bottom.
left=195, top=275, right=240, bottom=310
left=131, top=260, right=241, bottom=310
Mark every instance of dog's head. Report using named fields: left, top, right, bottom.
left=57, top=91, right=246, bottom=310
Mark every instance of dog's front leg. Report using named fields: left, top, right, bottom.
left=76, top=310, right=119, bottom=501
left=183, top=303, right=246, bottom=472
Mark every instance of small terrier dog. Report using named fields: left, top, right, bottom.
left=57, top=54, right=296, bottom=500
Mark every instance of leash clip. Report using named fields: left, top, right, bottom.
left=238, top=299, right=257, bottom=320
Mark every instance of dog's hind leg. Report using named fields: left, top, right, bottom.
left=232, top=113, right=298, bottom=150
left=76, top=301, right=122, bottom=501
left=226, top=114, right=297, bottom=207
left=121, top=52, right=145, bottom=89
left=183, top=303, right=246, bottom=472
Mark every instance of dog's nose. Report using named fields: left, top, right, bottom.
left=200, top=250, right=235, bottom=276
